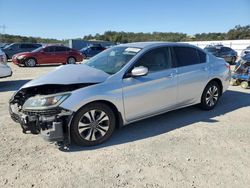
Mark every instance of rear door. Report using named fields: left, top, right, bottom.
left=173, top=46, right=208, bottom=107
left=54, top=46, right=68, bottom=63
left=122, top=47, right=178, bottom=121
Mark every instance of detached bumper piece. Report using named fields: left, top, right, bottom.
left=9, top=104, right=73, bottom=143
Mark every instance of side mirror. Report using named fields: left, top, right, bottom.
left=131, top=66, right=148, bottom=77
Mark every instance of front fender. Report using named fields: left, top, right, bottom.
left=59, top=80, right=124, bottom=118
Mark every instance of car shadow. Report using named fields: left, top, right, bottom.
left=0, top=79, right=31, bottom=92
left=61, top=90, right=250, bottom=152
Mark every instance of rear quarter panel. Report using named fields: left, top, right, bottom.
left=207, top=55, right=230, bottom=93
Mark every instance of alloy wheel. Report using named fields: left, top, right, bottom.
left=68, top=57, right=76, bottom=64
left=78, top=110, right=110, bottom=141
left=26, top=59, right=36, bottom=67
left=205, top=86, right=219, bottom=106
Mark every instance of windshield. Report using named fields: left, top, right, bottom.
left=85, top=46, right=141, bottom=74
left=80, top=47, right=89, bottom=51
left=32, top=46, right=43, bottom=52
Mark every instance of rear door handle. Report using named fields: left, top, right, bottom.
left=166, top=73, right=175, bottom=78
left=203, top=67, right=208, bottom=71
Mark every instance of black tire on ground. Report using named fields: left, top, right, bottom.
left=70, top=102, right=116, bottom=146
left=230, top=79, right=240, bottom=86
left=67, top=57, right=76, bottom=64
left=24, top=58, right=37, bottom=67
left=200, top=81, right=221, bottom=110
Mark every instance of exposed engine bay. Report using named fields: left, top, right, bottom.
left=9, top=83, right=94, bottom=144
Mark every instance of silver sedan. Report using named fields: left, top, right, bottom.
left=9, top=42, right=231, bottom=146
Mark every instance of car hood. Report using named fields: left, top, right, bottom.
left=21, top=64, right=110, bottom=89
left=13, top=52, right=34, bottom=58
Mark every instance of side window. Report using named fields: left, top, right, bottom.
left=44, top=46, right=54, bottom=52
left=55, top=46, right=67, bottom=52
left=10, top=44, right=18, bottom=49
left=197, top=50, right=206, bottom=63
left=20, top=44, right=29, bottom=49
left=134, top=47, right=172, bottom=72
left=173, top=47, right=200, bottom=67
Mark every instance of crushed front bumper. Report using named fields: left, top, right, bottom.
left=9, top=103, right=74, bottom=143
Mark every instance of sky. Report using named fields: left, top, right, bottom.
left=0, top=0, right=249, bottom=40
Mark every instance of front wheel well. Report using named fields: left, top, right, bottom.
left=76, top=100, right=123, bottom=129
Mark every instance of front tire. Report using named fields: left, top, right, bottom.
left=24, top=58, right=36, bottom=67
left=70, top=103, right=116, bottom=146
left=200, top=81, right=221, bottom=110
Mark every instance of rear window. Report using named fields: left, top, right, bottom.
left=173, top=47, right=200, bottom=67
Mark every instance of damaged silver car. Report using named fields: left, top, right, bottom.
left=9, top=42, right=231, bottom=146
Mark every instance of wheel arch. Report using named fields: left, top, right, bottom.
left=203, top=78, right=223, bottom=98
left=24, top=57, right=37, bottom=65
left=74, top=100, right=124, bottom=129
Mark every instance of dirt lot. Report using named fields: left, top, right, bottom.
left=0, top=63, right=250, bottom=188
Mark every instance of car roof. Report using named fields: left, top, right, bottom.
left=118, top=41, right=197, bottom=49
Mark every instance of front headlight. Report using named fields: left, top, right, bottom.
left=23, top=93, right=71, bottom=110
left=17, top=55, right=25, bottom=60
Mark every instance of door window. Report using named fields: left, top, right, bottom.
left=44, top=46, right=55, bottom=53
left=20, top=44, right=34, bottom=49
left=134, top=47, right=172, bottom=72
left=54, top=46, right=67, bottom=52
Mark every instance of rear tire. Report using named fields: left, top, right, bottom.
left=67, top=57, right=76, bottom=64
left=230, top=79, right=240, bottom=86
left=200, top=81, right=221, bottom=110
left=70, top=103, right=116, bottom=146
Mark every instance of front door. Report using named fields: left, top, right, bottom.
left=122, top=47, right=178, bottom=122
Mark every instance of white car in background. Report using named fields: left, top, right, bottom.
left=0, top=48, right=12, bottom=78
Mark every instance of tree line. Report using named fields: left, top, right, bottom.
left=0, top=25, right=249, bottom=44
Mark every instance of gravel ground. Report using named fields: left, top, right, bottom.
left=0, top=63, right=250, bottom=188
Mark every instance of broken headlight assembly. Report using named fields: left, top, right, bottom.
left=23, top=92, right=71, bottom=110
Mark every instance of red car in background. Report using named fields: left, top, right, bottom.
left=12, top=45, right=84, bottom=67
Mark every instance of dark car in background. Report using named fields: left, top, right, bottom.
left=80, top=44, right=106, bottom=58
left=240, top=45, right=250, bottom=57
left=0, top=43, right=10, bottom=49
left=2, top=43, right=42, bottom=59
left=12, top=45, right=84, bottom=67
left=204, top=45, right=237, bottom=64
